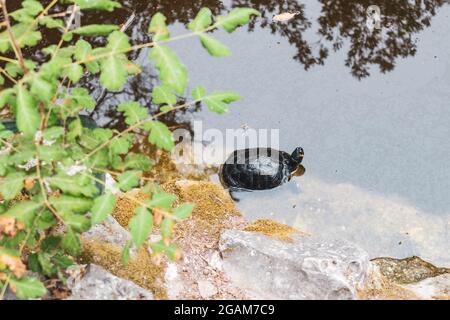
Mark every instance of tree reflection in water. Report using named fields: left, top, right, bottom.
left=75, top=0, right=446, bottom=125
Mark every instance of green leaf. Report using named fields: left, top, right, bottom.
left=70, top=88, right=96, bottom=110
left=159, top=105, right=173, bottom=112
left=145, top=192, right=176, bottom=210
left=191, top=86, right=206, bottom=100
left=0, top=23, right=41, bottom=54
left=62, top=227, right=81, bottom=256
left=117, top=102, right=148, bottom=125
left=75, top=40, right=99, bottom=73
left=209, top=91, right=241, bottom=103
left=37, top=252, right=56, bottom=277
left=172, top=203, right=194, bottom=220
left=43, top=127, right=64, bottom=141
left=5, top=60, right=35, bottom=77
left=148, top=13, right=170, bottom=41
left=204, top=97, right=229, bottom=114
left=41, top=235, right=61, bottom=252
left=9, top=277, right=46, bottom=299
left=121, top=240, right=132, bottom=265
left=152, top=85, right=177, bottom=106
left=188, top=8, right=213, bottom=32
left=160, top=218, right=173, bottom=239
left=64, top=63, right=84, bottom=83
left=38, top=16, right=64, bottom=28
left=30, top=75, right=56, bottom=102
left=3, top=200, right=42, bottom=228
left=60, top=211, right=91, bottom=232
left=49, top=195, right=94, bottom=213
left=150, top=240, right=179, bottom=260
left=199, top=34, right=230, bottom=57
left=0, top=88, right=15, bottom=108
left=146, top=120, right=174, bottom=151
left=216, top=8, right=260, bottom=33
left=91, top=192, right=117, bottom=225
left=100, top=56, right=127, bottom=91
left=129, top=207, right=153, bottom=248
left=47, top=173, right=99, bottom=198
left=149, top=45, right=188, bottom=95
left=10, top=0, right=43, bottom=23
left=0, top=172, right=25, bottom=200
left=67, top=117, right=83, bottom=141
left=53, top=253, right=74, bottom=269
left=36, top=211, right=57, bottom=230
left=72, top=24, right=119, bottom=36
left=62, top=32, right=74, bottom=42
left=16, top=85, right=41, bottom=137
left=123, top=153, right=153, bottom=171
left=117, top=170, right=141, bottom=192
left=109, top=135, right=132, bottom=155
left=203, top=91, right=241, bottom=114
left=74, top=0, right=121, bottom=11
left=106, top=31, right=130, bottom=52
left=37, top=145, right=67, bottom=162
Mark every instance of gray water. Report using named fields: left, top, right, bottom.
left=91, top=0, right=450, bottom=265
left=168, top=1, right=450, bottom=265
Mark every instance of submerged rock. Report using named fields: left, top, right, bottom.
left=219, top=230, right=369, bottom=300
left=67, top=264, right=154, bottom=300
left=372, top=256, right=450, bottom=284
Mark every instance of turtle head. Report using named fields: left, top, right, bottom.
left=291, top=147, right=304, bottom=165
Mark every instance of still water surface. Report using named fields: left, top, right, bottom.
left=85, top=0, right=450, bottom=265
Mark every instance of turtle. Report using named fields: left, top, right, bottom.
left=219, top=147, right=304, bottom=200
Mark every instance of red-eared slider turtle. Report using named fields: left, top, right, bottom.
left=219, top=147, right=304, bottom=198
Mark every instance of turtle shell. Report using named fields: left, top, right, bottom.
left=220, top=148, right=294, bottom=190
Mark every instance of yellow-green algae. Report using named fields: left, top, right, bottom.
left=80, top=240, right=167, bottom=299
left=244, top=219, right=309, bottom=242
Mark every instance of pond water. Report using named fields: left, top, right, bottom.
left=78, top=0, right=450, bottom=265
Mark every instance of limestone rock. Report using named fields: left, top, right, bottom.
left=83, top=215, right=131, bottom=248
left=403, top=274, right=450, bottom=299
left=197, top=280, right=218, bottom=298
left=219, top=230, right=369, bottom=300
left=67, top=264, right=154, bottom=300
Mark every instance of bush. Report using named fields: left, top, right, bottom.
left=0, top=0, right=259, bottom=299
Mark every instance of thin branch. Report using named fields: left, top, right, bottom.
left=82, top=172, right=173, bottom=220
left=0, top=0, right=27, bottom=73
left=0, top=55, right=18, bottom=64
left=0, top=274, right=11, bottom=300
left=0, top=65, right=17, bottom=84
left=66, top=24, right=220, bottom=68
left=52, top=5, right=79, bottom=58
left=81, top=99, right=200, bottom=162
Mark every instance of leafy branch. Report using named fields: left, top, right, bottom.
left=0, top=0, right=259, bottom=299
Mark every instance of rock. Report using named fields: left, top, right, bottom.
left=67, top=264, right=154, bottom=300
left=197, top=280, right=218, bottom=298
left=164, top=262, right=184, bottom=299
left=357, top=264, right=422, bottom=300
left=83, top=215, right=131, bottom=248
left=403, top=274, right=450, bottom=299
left=219, top=230, right=369, bottom=300
left=371, top=256, right=450, bottom=284
left=82, top=215, right=137, bottom=257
